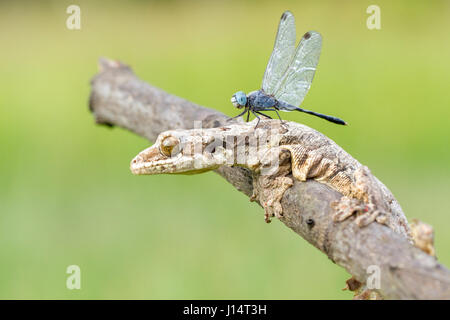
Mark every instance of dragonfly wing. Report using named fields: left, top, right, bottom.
left=261, top=11, right=296, bottom=95
left=274, top=31, right=322, bottom=107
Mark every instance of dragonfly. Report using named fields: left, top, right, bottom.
left=231, top=11, right=346, bottom=127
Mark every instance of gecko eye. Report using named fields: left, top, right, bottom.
left=160, top=136, right=181, bottom=157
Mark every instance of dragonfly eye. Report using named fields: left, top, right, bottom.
left=231, top=95, right=238, bottom=108
left=231, top=91, right=247, bottom=108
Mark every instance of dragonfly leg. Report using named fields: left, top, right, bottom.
left=246, top=110, right=250, bottom=122
left=255, top=111, right=272, bottom=119
left=272, top=108, right=288, bottom=127
left=260, top=108, right=287, bottom=129
left=231, top=108, right=248, bottom=119
left=251, top=110, right=262, bottom=128
left=257, top=108, right=284, bottom=121
left=272, top=109, right=283, bottom=122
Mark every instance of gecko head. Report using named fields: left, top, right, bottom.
left=130, top=129, right=230, bottom=175
left=231, top=91, right=247, bottom=109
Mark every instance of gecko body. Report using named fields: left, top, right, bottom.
left=131, top=120, right=411, bottom=239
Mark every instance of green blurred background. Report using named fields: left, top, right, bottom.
left=0, top=0, right=449, bottom=299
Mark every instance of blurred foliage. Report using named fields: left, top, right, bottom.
left=0, top=0, right=449, bottom=299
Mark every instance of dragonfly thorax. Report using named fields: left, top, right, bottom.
left=231, top=91, right=247, bottom=109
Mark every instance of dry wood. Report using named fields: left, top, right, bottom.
left=89, top=58, right=450, bottom=299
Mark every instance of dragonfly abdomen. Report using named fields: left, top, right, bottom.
left=276, top=100, right=299, bottom=111
left=293, top=105, right=347, bottom=125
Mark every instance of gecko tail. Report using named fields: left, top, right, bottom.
left=295, top=107, right=347, bottom=125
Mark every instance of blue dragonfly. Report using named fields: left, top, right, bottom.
left=231, top=11, right=346, bottom=127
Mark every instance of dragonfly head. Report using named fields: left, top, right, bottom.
left=231, top=91, right=247, bottom=109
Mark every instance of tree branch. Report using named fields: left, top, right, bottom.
left=89, top=58, right=450, bottom=299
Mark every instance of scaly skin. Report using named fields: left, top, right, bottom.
left=130, top=119, right=412, bottom=239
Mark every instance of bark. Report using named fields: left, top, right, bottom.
left=89, top=58, right=450, bottom=299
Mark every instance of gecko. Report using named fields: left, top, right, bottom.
left=130, top=119, right=412, bottom=240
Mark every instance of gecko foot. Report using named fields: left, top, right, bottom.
left=342, top=276, right=383, bottom=300
left=332, top=197, right=388, bottom=227
left=255, top=176, right=293, bottom=223
left=410, top=219, right=436, bottom=257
